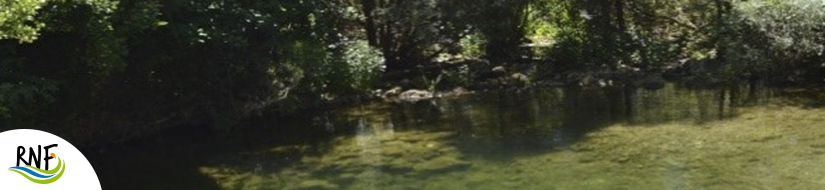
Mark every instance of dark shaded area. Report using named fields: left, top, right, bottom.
left=85, top=113, right=342, bottom=189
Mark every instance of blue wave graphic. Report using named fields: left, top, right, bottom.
left=8, top=166, right=55, bottom=178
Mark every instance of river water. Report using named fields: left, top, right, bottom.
left=91, top=83, right=825, bottom=190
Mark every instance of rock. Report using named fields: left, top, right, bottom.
left=295, top=179, right=340, bottom=190
left=492, top=66, right=506, bottom=74
left=451, top=87, right=471, bottom=95
left=382, top=86, right=403, bottom=99
left=440, top=87, right=473, bottom=98
left=618, top=63, right=641, bottom=73
left=511, top=73, right=530, bottom=85
left=577, top=73, right=600, bottom=88
left=399, top=89, right=433, bottom=102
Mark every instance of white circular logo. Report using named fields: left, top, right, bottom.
left=0, top=129, right=101, bottom=189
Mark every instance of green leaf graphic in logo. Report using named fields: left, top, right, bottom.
left=8, top=156, right=66, bottom=184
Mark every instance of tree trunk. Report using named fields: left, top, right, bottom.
left=614, top=0, right=629, bottom=69
left=363, top=0, right=378, bottom=47
left=599, top=0, right=616, bottom=70
left=381, top=23, right=403, bottom=72
left=729, top=84, right=739, bottom=108
left=614, top=0, right=626, bottom=33
left=483, top=0, right=528, bottom=65
left=713, top=0, right=730, bottom=66
left=747, top=76, right=758, bottom=103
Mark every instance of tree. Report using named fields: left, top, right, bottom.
left=475, top=0, right=530, bottom=65
left=0, top=0, right=120, bottom=125
left=0, top=0, right=47, bottom=43
left=353, top=0, right=471, bottom=72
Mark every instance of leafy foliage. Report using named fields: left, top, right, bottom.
left=458, top=33, right=486, bottom=59
left=2, top=0, right=825, bottom=139
left=342, top=40, right=385, bottom=91
left=353, top=0, right=473, bottom=70
left=733, top=0, right=825, bottom=69
left=0, top=0, right=47, bottom=43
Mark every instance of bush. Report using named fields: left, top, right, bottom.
left=732, top=0, right=825, bottom=70
left=342, top=40, right=385, bottom=91
left=458, top=33, right=486, bottom=59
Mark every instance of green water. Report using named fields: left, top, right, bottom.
left=93, top=84, right=825, bottom=190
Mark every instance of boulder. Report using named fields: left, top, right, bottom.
left=492, top=66, right=507, bottom=74
left=510, top=73, right=530, bottom=86
left=399, top=89, right=433, bottom=102
left=381, top=86, right=403, bottom=99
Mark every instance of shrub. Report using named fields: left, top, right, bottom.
left=732, top=0, right=825, bottom=70
left=342, top=40, right=385, bottom=91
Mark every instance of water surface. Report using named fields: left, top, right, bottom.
left=92, top=83, right=825, bottom=190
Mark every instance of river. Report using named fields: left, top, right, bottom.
left=89, top=83, right=825, bottom=189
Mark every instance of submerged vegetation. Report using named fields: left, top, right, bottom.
left=198, top=106, right=825, bottom=190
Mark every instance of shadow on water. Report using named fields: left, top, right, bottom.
left=85, top=113, right=344, bottom=190
left=372, top=83, right=762, bottom=162
left=86, top=126, right=224, bottom=190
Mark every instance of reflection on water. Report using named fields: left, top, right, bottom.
left=97, top=83, right=825, bottom=189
